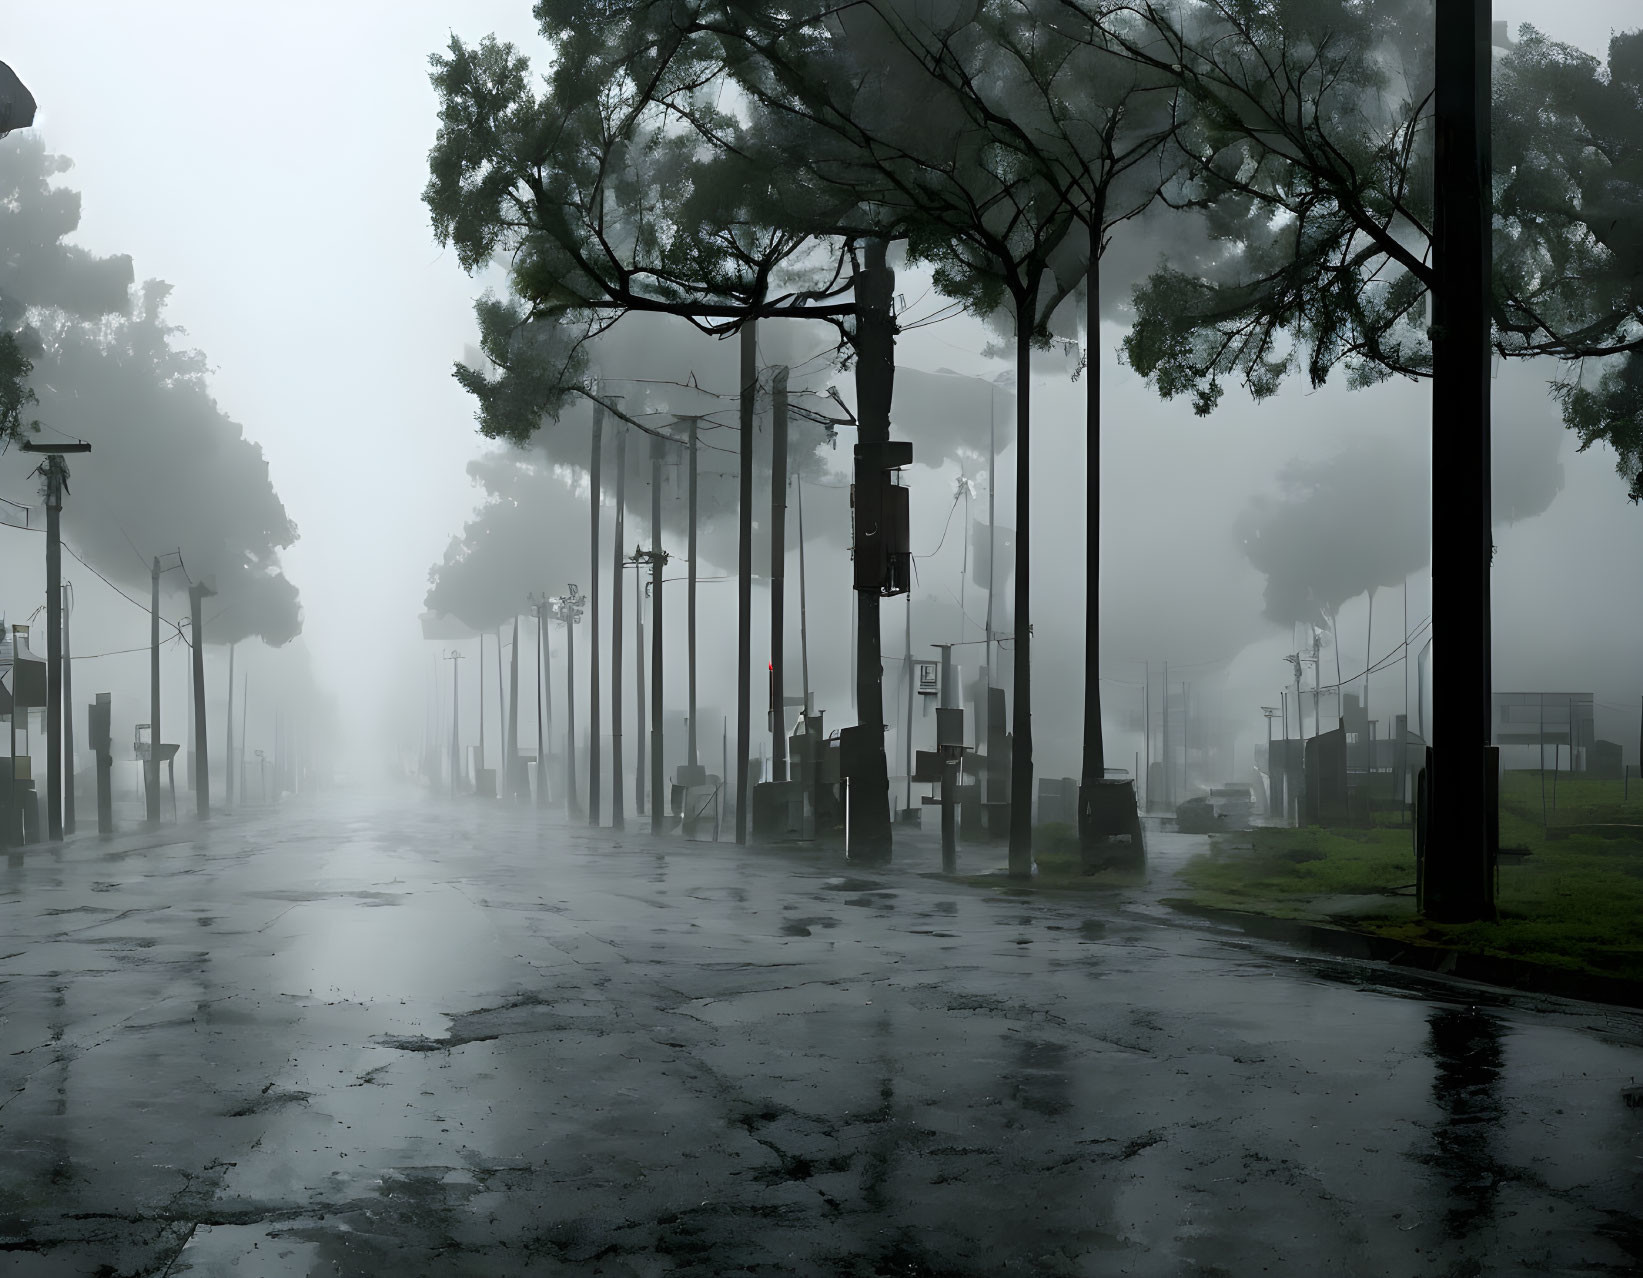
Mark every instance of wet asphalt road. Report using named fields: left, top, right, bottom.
left=1, top=790, right=1641, bottom=1277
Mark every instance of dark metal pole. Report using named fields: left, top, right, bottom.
left=904, top=595, right=913, bottom=814
left=612, top=426, right=626, bottom=829
left=1078, top=241, right=1106, bottom=850
left=148, top=556, right=160, bottom=824
left=225, top=642, right=235, bottom=807
left=849, top=240, right=896, bottom=863
left=189, top=583, right=211, bottom=818
left=797, top=476, right=811, bottom=720
left=565, top=611, right=580, bottom=817
left=771, top=368, right=789, bottom=783
left=44, top=457, right=64, bottom=839
left=535, top=605, right=549, bottom=807
left=652, top=434, right=666, bottom=835
left=687, top=416, right=699, bottom=770
left=496, top=626, right=506, bottom=794
left=736, top=323, right=756, bottom=842
left=449, top=651, right=461, bottom=798
left=62, top=585, right=74, bottom=835
left=508, top=616, right=521, bottom=803
left=1424, top=0, right=1495, bottom=921
left=938, top=642, right=956, bottom=872
left=589, top=403, right=604, bottom=826
left=636, top=549, right=647, bottom=814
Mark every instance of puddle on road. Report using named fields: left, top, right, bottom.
left=171, top=1224, right=323, bottom=1276
left=263, top=889, right=526, bottom=1029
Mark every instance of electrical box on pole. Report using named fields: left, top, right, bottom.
left=850, top=441, right=913, bottom=597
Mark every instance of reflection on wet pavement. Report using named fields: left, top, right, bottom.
left=0, top=792, right=1639, bottom=1276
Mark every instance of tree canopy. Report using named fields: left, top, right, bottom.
left=0, top=136, right=302, bottom=645
left=1094, top=2, right=1643, bottom=495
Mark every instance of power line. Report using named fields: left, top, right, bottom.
left=60, top=542, right=190, bottom=645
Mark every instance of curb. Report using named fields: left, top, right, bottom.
left=1162, top=898, right=1643, bottom=1011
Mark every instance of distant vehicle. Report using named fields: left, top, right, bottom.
left=1208, top=784, right=1254, bottom=830
left=1174, top=797, right=1223, bottom=834
left=1175, top=785, right=1254, bottom=834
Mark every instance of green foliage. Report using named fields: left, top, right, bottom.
left=1181, top=826, right=1416, bottom=903
left=1176, top=781, right=1643, bottom=983
left=0, top=138, right=302, bottom=644
left=1104, top=3, right=1643, bottom=497
left=0, top=329, right=36, bottom=442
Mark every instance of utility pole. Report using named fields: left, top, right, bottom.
left=796, top=476, right=811, bottom=721
left=528, top=594, right=552, bottom=807
left=1262, top=706, right=1279, bottom=817
left=495, top=626, right=506, bottom=794
left=635, top=527, right=647, bottom=814
left=554, top=586, right=585, bottom=818
left=736, top=322, right=757, bottom=843
left=508, top=616, right=521, bottom=803
left=848, top=240, right=897, bottom=864
left=650, top=432, right=668, bottom=835
left=589, top=400, right=604, bottom=827
left=935, top=641, right=958, bottom=871
left=225, top=642, right=235, bottom=806
left=240, top=669, right=248, bottom=803
left=1312, top=629, right=1322, bottom=737
left=444, top=648, right=464, bottom=798
left=1162, top=659, right=1171, bottom=810
left=686, top=415, right=700, bottom=771
left=189, top=581, right=214, bottom=817
left=477, top=632, right=486, bottom=782
left=903, top=595, right=913, bottom=814
left=1144, top=661, right=1151, bottom=809
left=149, top=556, right=161, bottom=823
left=62, top=584, right=74, bottom=835
left=44, top=456, right=65, bottom=838
left=1281, top=687, right=1290, bottom=825
left=1425, top=0, right=1495, bottom=921
left=536, top=605, right=548, bottom=806
left=771, top=366, right=789, bottom=783
left=23, top=441, right=90, bottom=841
left=611, top=421, right=627, bottom=829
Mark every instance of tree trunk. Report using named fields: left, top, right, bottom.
left=1008, top=316, right=1034, bottom=876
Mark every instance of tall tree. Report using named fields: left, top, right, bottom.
left=851, top=0, right=1180, bottom=860
left=1, top=137, right=302, bottom=644
left=1080, top=1, right=1643, bottom=916
left=426, top=14, right=902, bottom=856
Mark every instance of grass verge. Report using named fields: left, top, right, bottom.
left=1172, top=772, right=1643, bottom=985
left=958, top=822, right=1148, bottom=893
